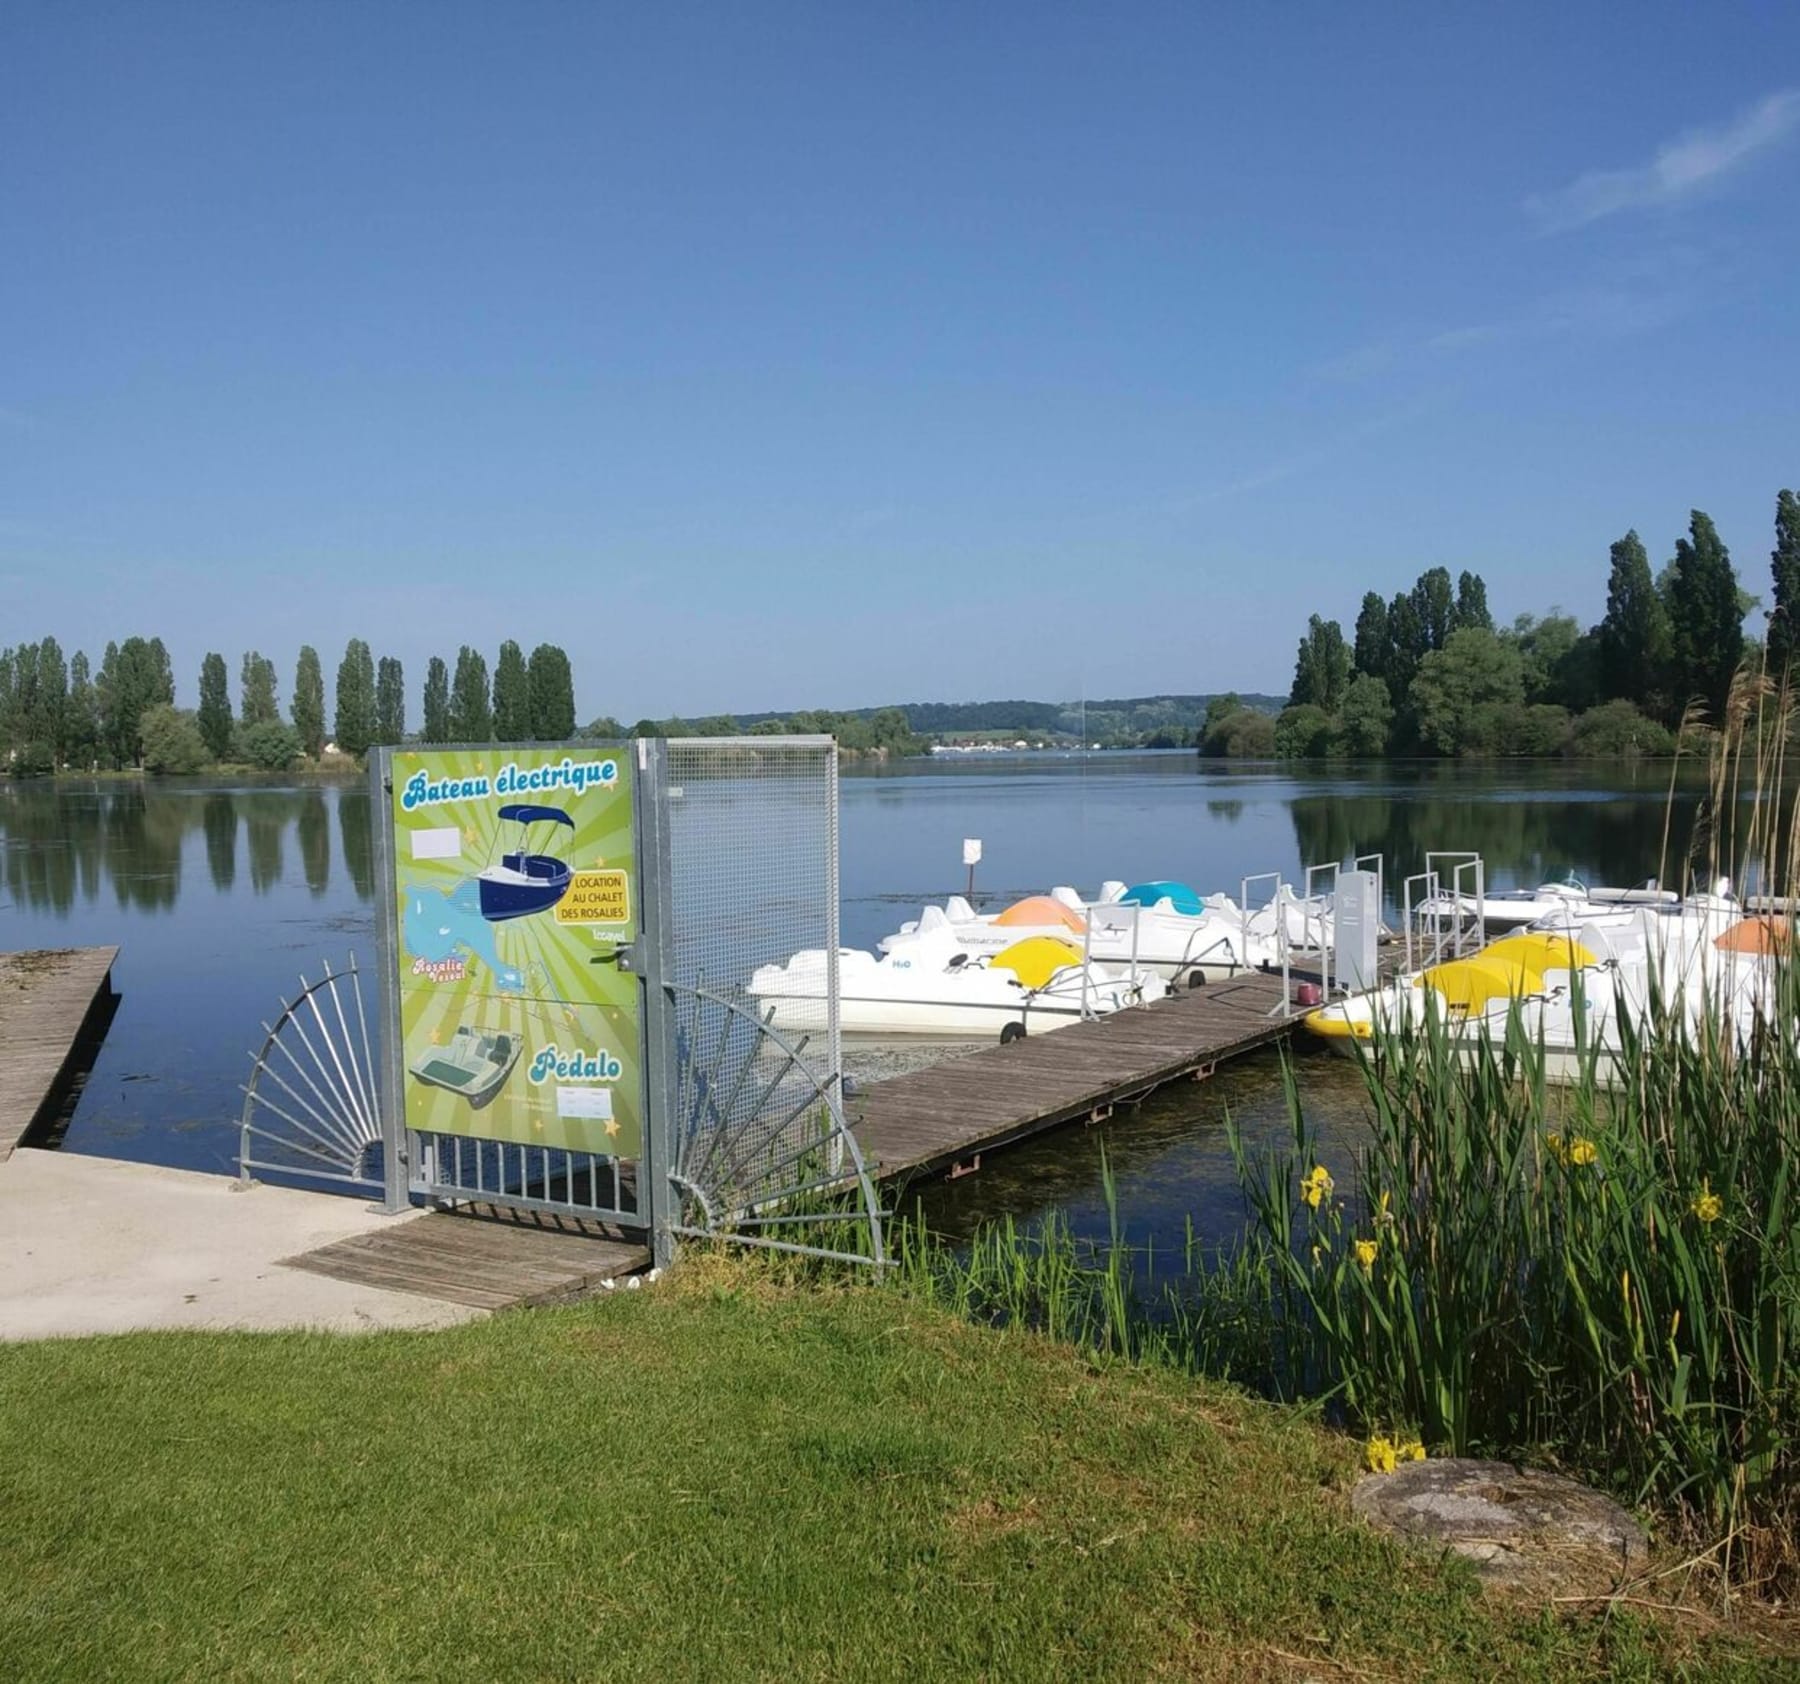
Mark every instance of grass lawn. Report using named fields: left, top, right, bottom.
left=0, top=1261, right=1788, bottom=1682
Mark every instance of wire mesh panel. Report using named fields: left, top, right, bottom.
left=653, top=737, right=882, bottom=1264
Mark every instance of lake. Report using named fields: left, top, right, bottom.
left=0, top=753, right=1718, bottom=1252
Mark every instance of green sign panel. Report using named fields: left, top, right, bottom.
left=388, top=747, right=642, bottom=1157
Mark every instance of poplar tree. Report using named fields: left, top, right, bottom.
left=1352, top=592, right=1389, bottom=677
left=64, top=650, right=99, bottom=768
left=1665, top=510, right=1744, bottom=721
left=240, top=650, right=279, bottom=724
left=1597, top=531, right=1668, bottom=711
left=33, top=637, right=68, bottom=763
left=1384, top=591, right=1426, bottom=700
left=492, top=639, right=530, bottom=740
left=528, top=643, right=576, bottom=741
left=1287, top=616, right=1350, bottom=712
left=1454, top=571, right=1492, bottom=632
left=375, top=656, right=405, bottom=746
left=1410, top=567, right=1456, bottom=651
left=334, top=638, right=378, bottom=757
left=422, top=656, right=451, bottom=743
left=1769, top=489, right=1800, bottom=676
left=449, top=646, right=492, bottom=741
left=197, top=653, right=233, bottom=758
left=97, top=636, right=175, bottom=767
left=292, top=645, right=326, bottom=758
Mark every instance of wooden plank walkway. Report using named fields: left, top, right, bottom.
left=850, top=970, right=1295, bottom=1180
left=283, top=1203, right=651, bottom=1310
left=0, top=947, right=120, bottom=1161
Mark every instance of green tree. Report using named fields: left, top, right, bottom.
left=237, top=720, right=302, bottom=771
left=139, top=704, right=212, bottom=774
left=1202, top=706, right=1276, bottom=758
left=375, top=656, right=405, bottom=746
left=28, top=637, right=68, bottom=764
left=63, top=650, right=99, bottom=769
left=1454, top=571, right=1492, bottom=633
left=1336, top=673, right=1393, bottom=757
left=1408, top=627, right=1526, bottom=755
left=1508, top=611, right=1583, bottom=704
left=1273, top=703, right=1334, bottom=758
left=1352, top=593, right=1389, bottom=678
left=292, top=645, right=326, bottom=758
left=0, top=647, right=15, bottom=757
left=581, top=714, right=625, bottom=741
left=1384, top=590, right=1426, bottom=699
left=1287, top=615, right=1351, bottom=713
left=422, top=657, right=450, bottom=743
left=450, top=647, right=492, bottom=741
left=1410, top=567, right=1456, bottom=652
left=333, top=639, right=377, bottom=756
left=1568, top=700, right=1674, bottom=758
left=197, top=652, right=233, bottom=759
left=1597, top=531, right=1669, bottom=711
left=1768, top=490, right=1800, bottom=676
left=492, top=640, right=531, bottom=740
left=240, top=651, right=279, bottom=725
left=528, top=643, right=576, bottom=741
left=97, top=636, right=176, bottom=767
left=1664, top=510, right=1743, bottom=721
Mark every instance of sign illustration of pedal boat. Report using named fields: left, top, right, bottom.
left=386, top=750, right=641, bottom=1157
left=406, top=1024, right=522, bottom=1109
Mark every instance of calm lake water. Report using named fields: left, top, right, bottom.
left=0, top=754, right=1717, bottom=1252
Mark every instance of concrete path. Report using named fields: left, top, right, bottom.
left=0, top=1151, right=484, bottom=1341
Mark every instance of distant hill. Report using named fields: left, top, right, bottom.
left=732, top=694, right=1285, bottom=741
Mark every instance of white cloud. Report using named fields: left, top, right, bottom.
left=1526, top=89, right=1799, bottom=233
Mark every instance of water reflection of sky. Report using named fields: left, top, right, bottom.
left=1, top=757, right=1725, bottom=1242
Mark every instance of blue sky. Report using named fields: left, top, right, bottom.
left=3, top=2, right=1797, bottom=721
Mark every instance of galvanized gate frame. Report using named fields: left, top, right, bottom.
left=371, top=739, right=882, bottom=1271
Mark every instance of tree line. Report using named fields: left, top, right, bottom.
left=0, top=637, right=578, bottom=774
left=588, top=706, right=928, bottom=757
left=1203, top=489, right=1800, bottom=759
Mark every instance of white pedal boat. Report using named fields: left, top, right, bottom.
left=878, top=884, right=1265, bottom=984
left=749, top=930, right=1167, bottom=1038
left=1301, top=914, right=1779, bottom=1084
left=1418, top=877, right=1678, bottom=931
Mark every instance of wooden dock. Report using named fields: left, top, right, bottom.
left=850, top=970, right=1295, bottom=1181
left=284, top=1202, right=651, bottom=1310
left=0, top=947, right=120, bottom=1161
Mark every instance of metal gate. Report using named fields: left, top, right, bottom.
left=349, top=736, right=879, bottom=1268
left=648, top=737, right=882, bottom=1266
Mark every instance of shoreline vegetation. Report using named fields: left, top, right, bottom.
left=6, top=492, right=1795, bottom=774
left=898, top=675, right=1800, bottom=1606
left=1202, top=491, right=1800, bottom=763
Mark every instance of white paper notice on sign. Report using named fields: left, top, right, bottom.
left=410, top=827, right=462, bottom=861
left=555, top=1086, right=614, bottom=1120
left=962, top=838, right=983, bottom=866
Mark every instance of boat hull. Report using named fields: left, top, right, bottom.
left=477, top=855, right=573, bottom=922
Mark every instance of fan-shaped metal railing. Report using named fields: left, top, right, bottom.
left=238, top=955, right=384, bottom=1192
left=665, top=981, right=884, bottom=1266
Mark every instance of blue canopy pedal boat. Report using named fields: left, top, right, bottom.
left=477, top=803, right=576, bottom=922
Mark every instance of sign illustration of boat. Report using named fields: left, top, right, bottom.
left=408, top=1026, right=522, bottom=1108
left=477, top=804, right=576, bottom=922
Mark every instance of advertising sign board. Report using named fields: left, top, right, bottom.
left=386, top=747, right=642, bottom=1158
